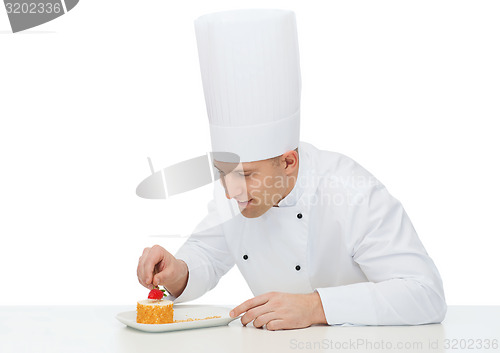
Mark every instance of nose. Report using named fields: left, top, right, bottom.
left=221, top=174, right=247, bottom=200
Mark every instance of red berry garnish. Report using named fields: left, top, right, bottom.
left=148, top=288, right=164, bottom=300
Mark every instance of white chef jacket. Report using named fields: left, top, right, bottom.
left=171, top=141, right=447, bottom=325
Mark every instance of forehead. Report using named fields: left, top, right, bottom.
left=213, top=159, right=268, bottom=172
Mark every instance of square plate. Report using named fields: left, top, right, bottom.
left=116, top=304, right=241, bottom=332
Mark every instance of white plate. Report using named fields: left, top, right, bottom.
left=116, top=304, right=241, bottom=332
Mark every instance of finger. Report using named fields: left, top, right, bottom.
left=265, top=319, right=286, bottom=331
left=137, top=256, right=144, bottom=287
left=142, top=246, right=164, bottom=287
left=137, top=248, right=151, bottom=288
left=231, top=292, right=272, bottom=318
left=252, top=311, right=278, bottom=328
left=138, top=249, right=153, bottom=288
left=152, top=261, right=171, bottom=287
left=240, top=303, right=274, bottom=326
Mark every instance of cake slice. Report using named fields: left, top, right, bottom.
left=136, top=299, right=174, bottom=324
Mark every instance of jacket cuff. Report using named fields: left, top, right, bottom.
left=315, top=283, right=378, bottom=325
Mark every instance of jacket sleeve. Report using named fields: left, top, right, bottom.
left=315, top=182, right=447, bottom=325
left=168, top=197, right=235, bottom=303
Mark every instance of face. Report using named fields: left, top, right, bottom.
left=213, top=151, right=298, bottom=218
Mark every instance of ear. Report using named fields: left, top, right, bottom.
left=282, top=150, right=299, bottom=175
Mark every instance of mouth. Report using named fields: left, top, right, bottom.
left=236, top=199, right=253, bottom=207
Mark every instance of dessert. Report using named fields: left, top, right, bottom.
left=136, top=298, right=174, bottom=324
left=136, top=286, right=174, bottom=324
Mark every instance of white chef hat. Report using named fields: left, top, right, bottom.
left=194, top=9, right=301, bottom=163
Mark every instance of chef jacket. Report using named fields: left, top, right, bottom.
left=171, top=141, right=447, bottom=325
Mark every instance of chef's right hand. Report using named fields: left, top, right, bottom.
left=137, top=245, right=189, bottom=297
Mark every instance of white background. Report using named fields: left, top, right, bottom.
left=0, top=0, right=499, bottom=306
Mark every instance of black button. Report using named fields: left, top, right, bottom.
left=297, top=213, right=303, bottom=219
left=243, top=254, right=248, bottom=260
left=295, top=265, right=301, bottom=271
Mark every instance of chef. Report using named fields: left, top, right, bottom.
left=137, top=9, right=447, bottom=330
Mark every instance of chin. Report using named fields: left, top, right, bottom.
left=240, top=206, right=269, bottom=219
left=240, top=209, right=260, bottom=218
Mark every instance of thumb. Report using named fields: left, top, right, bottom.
left=153, top=273, right=163, bottom=287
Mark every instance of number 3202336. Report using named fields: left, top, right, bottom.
left=444, top=338, right=498, bottom=350
left=5, top=2, right=62, bottom=14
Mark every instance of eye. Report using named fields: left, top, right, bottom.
left=239, top=173, right=251, bottom=177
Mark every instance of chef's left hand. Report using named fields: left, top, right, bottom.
left=230, top=291, right=327, bottom=330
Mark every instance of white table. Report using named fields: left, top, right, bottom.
left=1, top=305, right=499, bottom=353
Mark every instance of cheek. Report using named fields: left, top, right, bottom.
left=246, top=179, right=264, bottom=197
left=246, top=183, right=258, bottom=196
